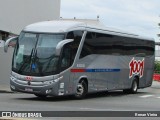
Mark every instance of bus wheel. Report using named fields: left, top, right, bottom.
left=130, top=79, right=138, bottom=94
left=34, top=94, right=47, bottom=98
left=75, top=80, right=87, bottom=99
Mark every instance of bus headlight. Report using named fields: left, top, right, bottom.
left=44, top=80, right=54, bottom=84
left=53, top=76, right=63, bottom=82
left=44, top=76, right=63, bottom=84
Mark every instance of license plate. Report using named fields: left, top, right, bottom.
left=25, top=88, right=33, bottom=92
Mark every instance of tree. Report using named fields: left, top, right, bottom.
left=154, top=61, right=160, bottom=73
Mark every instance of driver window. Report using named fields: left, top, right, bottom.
left=60, top=31, right=83, bottom=72
left=61, top=44, right=71, bottom=70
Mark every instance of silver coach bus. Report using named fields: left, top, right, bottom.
left=4, top=21, right=155, bottom=99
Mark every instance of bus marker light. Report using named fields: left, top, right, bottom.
left=25, top=76, right=33, bottom=81
left=46, top=89, right=52, bottom=94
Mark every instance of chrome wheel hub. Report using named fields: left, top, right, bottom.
left=76, top=83, right=84, bottom=96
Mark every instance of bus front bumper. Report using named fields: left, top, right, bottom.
left=10, top=76, right=60, bottom=96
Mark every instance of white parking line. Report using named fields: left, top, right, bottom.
left=156, top=97, right=160, bottom=99
left=139, top=95, right=154, bottom=98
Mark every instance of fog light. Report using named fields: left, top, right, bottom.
left=11, top=85, right=15, bottom=90
left=46, top=89, right=52, bottom=94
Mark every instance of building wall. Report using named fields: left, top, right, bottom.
left=0, top=0, right=60, bottom=34
left=0, top=48, right=13, bottom=91
left=0, top=0, right=60, bottom=91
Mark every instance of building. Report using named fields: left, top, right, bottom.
left=158, top=23, right=160, bottom=39
left=155, top=23, right=160, bottom=61
left=0, top=0, right=60, bottom=41
left=0, top=0, right=60, bottom=91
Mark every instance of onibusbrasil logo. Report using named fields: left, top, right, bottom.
left=129, top=58, right=145, bottom=78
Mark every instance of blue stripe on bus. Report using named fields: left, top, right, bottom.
left=71, top=69, right=120, bottom=73
left=85, top=69, right=120, bottom=72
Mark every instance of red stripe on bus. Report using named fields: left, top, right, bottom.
left=70, top=69, right=85, bottom=72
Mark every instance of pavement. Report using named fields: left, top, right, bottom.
left=0, top=85, right=12, bottom=93
left=1, top=83, right=160, bottom=120
left=151, top=81, right=160, bottom=89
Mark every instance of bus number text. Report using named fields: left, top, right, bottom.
left=129, top=58, right=144, bottom=78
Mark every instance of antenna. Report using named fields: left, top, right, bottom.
left=97, top=15, right=99, bottom=21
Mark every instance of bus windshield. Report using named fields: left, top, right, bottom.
left=12, top=32, right=65, bottom=76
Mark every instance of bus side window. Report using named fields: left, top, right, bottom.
left=66, top=32, right=74, bottom=39
left=79, top=32, right=94, bottom=59
left=60, top=44, right=72, bottom=70
left=60, top=31, right=83, bottom=72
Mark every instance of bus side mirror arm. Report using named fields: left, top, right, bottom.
left=4, top=36, right=18, bottom=53
left=55, top=39, right=74, bottom=56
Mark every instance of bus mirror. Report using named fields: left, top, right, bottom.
left=4, top=36, right=18, bottom=53
left=55, top=39, right=74, bottom=56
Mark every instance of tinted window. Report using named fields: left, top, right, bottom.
left=12, top=32, right=65, bottom=76
left=60, top=31, right=83, bottom=71
left=80, top=32, right=154, bottom=58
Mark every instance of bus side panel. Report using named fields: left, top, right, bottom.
left=118, top=56, right=132, bottom=89
left=58, top=69, right=73, bottom=96
left=139, top=55, right=155, bottom=88
left=73, top=55, right=154, bottom=93
left=118, top=56, right=153, bottom=89
left=74, top=55, right=123, bottom=92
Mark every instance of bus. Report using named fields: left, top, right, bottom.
left=4, top=20, right=155, bottom=99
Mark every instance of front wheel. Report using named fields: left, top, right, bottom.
left=75, top=80, right=88, bottom=99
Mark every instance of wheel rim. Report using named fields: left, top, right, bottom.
left=76, top=83, right=84, bottom=96
left=133, top=81, right=137, bottom=92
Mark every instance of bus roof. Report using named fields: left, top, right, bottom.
left=23, top=20, right=154, bottom=41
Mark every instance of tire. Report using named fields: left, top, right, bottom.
left=34, top=94, right=47, bottom=98
left=130, top=79, right=138, bottom=94
left=75, top=80, right=88, bottom=99
left=123, top=78, right=138, bottom=94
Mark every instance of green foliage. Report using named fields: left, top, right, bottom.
left=154, top=61, right=160, bottom=73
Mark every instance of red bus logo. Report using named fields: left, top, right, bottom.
left=129, top=58, right=144, bottom=78
left=25, top=76, right=33, bottom=81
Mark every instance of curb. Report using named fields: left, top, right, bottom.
left=154, top=80, right=160, bottom=82
left=0, top=90, right=14, bottom=93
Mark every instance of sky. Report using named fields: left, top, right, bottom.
left=61, top=0, right=160, bottom=41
